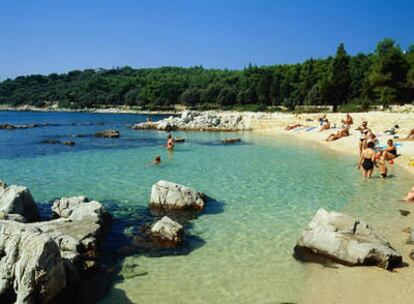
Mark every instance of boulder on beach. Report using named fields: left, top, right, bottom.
left=0, top=221, right=67, bottom=304
left=52, top=195, right=90, bottom=218
left=94, top=129, right=120, bottom=138
left=294, top=208, right=402, bottom=270
left=0, top=184, right=40, bottom=222
left=221, top=138, right=241, bottom=144
left=150, top=180, right=207, bottom=211
left=149, top=216, right=184, bottom=248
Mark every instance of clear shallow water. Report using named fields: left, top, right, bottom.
left=0, top=111, right=412, bottom=304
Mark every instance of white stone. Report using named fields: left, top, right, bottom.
left=294, top=208, right=402, bottom=269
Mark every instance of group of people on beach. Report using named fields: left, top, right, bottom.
left=357, top=120, right=398, bottom=178
left=285, top=113, right=402, bottom=178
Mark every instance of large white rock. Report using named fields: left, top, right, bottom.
left=0, top=185, right=40, bottom=222
left=150, top=216, right=184, bottom=248
left=150, top=180, right=206, bottom=210
left=52, top=196, right=89, bottom=218
left=294, top=208, right=402, bottom=269
left=0, top=221, right=67, bottom=304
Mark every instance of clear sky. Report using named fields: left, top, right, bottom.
left=1, top=0, right=413, bottom=80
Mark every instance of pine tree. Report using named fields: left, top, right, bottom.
left=330, top=43, right=351, bottom=111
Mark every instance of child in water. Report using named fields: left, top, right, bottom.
left=153, top=155, right=161, bottom=165
left=378, top=151, right=388, bottom=178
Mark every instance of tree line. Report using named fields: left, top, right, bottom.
left=0, top=38, right=413, bottom=111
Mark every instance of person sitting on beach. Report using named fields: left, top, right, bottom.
left=357, top=141, right=376, bottom=178
left=325, top=127, right=349, bottom=142
left=356, top=121, right=370, bottom=155
left=153, top=155, right=161, bottom=165
left=383, top=139, right=398, bottom=160
left=319, top=119, right=330, bottom=132
left=341, top=114, right=353, bottom=128
left=166, top=134, right=175, bottom=150
left=405, top=129, right=414, bottom=140
left=284, top=123, right=303, bottom=130
left=318, top=114, right=327, bottom=126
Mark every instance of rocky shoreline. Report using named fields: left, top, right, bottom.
left=0, top=181, right=111, bottom=304
left=133, top=110, right=254, bottom=131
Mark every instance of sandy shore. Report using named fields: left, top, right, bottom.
left=253, top=113, right=414, bottom=304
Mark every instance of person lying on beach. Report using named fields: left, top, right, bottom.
left=383, top=139, right=398, bottom=160
left=356, top=121, right=370, bottom=154
left=319, top=119, right=330, bottom=132
left=405, top=129, right=414, bottom=140
left=404, top=187, right=414, bottom=201
left=166, top=134, right=175, bottom=150
left=325, top=127, right=349, bottom=142
left=284, top=123, right=303, bottom=130
left=357, top=141, right=376, bottom=178
left=341, top=114, right=353, bottom=128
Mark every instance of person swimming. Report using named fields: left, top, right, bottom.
left=166, top=134, right=175, bottom=150
left=358, top=141, right=376, bottom=178
left=154, top=155, right=161, bottom=165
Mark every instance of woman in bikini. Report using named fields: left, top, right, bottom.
left=383, top=139, right=397, bottom=160
left=357, top=121, right=370, bottom=155
left=357, top=141, right=376, bottom=178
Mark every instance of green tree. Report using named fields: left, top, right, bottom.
left=368, top=38, right=409, bottom=105
left=330, top=43, right=351, bottom=111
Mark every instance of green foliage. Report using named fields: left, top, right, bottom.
left=0, top=39, right=413, bottom=110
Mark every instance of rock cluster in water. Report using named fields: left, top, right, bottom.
left=94, top=129, right=120, bottom=138
left=0, top=181, right=111, bottom=304
left=150, top=180, right=207, bottom=211
left=133, top=111, right=252, bottom=131
left=294, top=208, right=402, bottom=270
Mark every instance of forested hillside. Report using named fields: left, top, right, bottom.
left=0, top=38, right=413, bottom=111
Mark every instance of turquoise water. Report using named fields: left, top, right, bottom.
left=0, top=111, right=412, bottom=304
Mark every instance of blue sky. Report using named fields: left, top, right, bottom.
left=0, top=0, right=413, bottom=80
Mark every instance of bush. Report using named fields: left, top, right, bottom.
left=294, top=106, right=331, bottom=114
left=338, top=99, right=371, bottom=112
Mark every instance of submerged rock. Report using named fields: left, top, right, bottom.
left=95, top=130, right=120, bottom=138
left=149, top=216, right=184, bottom=248
left=221, top=138, right=241, bottom=144
left=63, top=141, right=76, bottom=146
left=175, top=137, right=186, bottom=143
left=294, top=208, right=402, bottom=270
left=150, top=180, right=207, bottom=211
left=0, top=184, right=40, bottom=222
left=42, top=139, right=61, bottom=144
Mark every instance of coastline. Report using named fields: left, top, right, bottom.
left=0, top=104, right=180, bottom=115
left=253, top=122, right=414, bottom=303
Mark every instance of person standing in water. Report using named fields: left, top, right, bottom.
left=166, top=134, right=175, bottom=150
left=358, top=141, right=376, bottom=178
